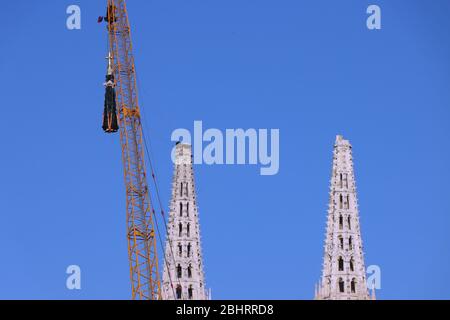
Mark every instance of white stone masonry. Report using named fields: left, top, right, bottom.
left=162, top=143, right=208, bottom=300
left=315, top=136, right=370, bottom=300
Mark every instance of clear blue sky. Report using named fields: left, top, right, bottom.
left=0, top=0, right=449, bottom=300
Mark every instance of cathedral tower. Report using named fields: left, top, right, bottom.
left=315, top=135, right=370, bottom=300
left=162, top=143, right=208, bottom=300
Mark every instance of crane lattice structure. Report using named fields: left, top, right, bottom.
left=105, top=0, right=160, bottom=300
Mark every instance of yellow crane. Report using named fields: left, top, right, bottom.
left=100, top=0, right=161, bottom=300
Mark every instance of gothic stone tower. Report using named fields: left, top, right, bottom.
left=315, top=135, right=370, bottom=300
left=162, top=143, right=208, bottom=300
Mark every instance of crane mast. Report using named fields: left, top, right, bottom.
left=105, top=0, right=161, bottom=300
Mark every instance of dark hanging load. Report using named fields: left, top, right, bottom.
left=102, top=52, right=119, bottom=133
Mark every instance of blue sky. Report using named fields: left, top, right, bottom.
left=0, top=0, right=449, bottom=299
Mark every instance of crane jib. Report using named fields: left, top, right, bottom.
left=101, top=0, right=161, bottom=300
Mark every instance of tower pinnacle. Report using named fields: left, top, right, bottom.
left=106, top=52, right=113, bottom=76
left=315, top=135, right=370, bottom=300
left=162, top=143, right=208, bottom=300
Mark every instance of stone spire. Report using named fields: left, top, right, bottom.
left=315, top=135, right=370, bottom=300
left=162, top=143, right=208, bottom=300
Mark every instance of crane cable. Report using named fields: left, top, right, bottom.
left=105, top=29, right=179, bottom=299
left=141, top=111, right=183, bottom=298
left=146, top=186, right=177, bottom=300
left=135, top=70, right=184, bottom=298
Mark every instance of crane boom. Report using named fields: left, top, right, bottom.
left=105, top=0, right=161, bottom=300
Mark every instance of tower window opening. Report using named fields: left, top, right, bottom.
left=179, top=202, right=183, bottom=217
left=338, top=257, right=344, bottom=271
left=180, top=183, right=183, bottom=197
left=351, top=279, right=356, bottom=293
left=338, top=278, right=345, bottom=293
left=339, top=215, right=343, bottom=230
left=176, top=264, right=182, bottom=279
left=348, top=216, right=351, bottom=230
left=188, top=285, right=193, bottom=300
left=187, top=223, right=190, bottom=237
left=346, top=194, right=350, bottom=209
left=185, top=183, right=189, bottom=197
left=187, top=243, right=191, bottom=257
left=350, top=258, right=355, bottom=272
left=176, top=285, right=182, bottom=299
left=349, top=236, right=353, bottom=249
left=188, top=264, right=192, bottom=278
left=179, top=223, right=183, bottom=237
left=187, top=202, right=189, bottom=217
left=343, top=174, right=348, bottom=188
left=178, top=243, right=182, bottom=257
left=339, top=194, right=343, bottom=209
left=340, top=173, right=343, bottom=188
left=338, top=236, right=344, bottom=249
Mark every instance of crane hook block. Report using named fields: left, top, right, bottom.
left=98, top=4, right=117, bottom=24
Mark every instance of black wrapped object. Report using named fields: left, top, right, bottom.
left=102, top=53, right=119, bottom=133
